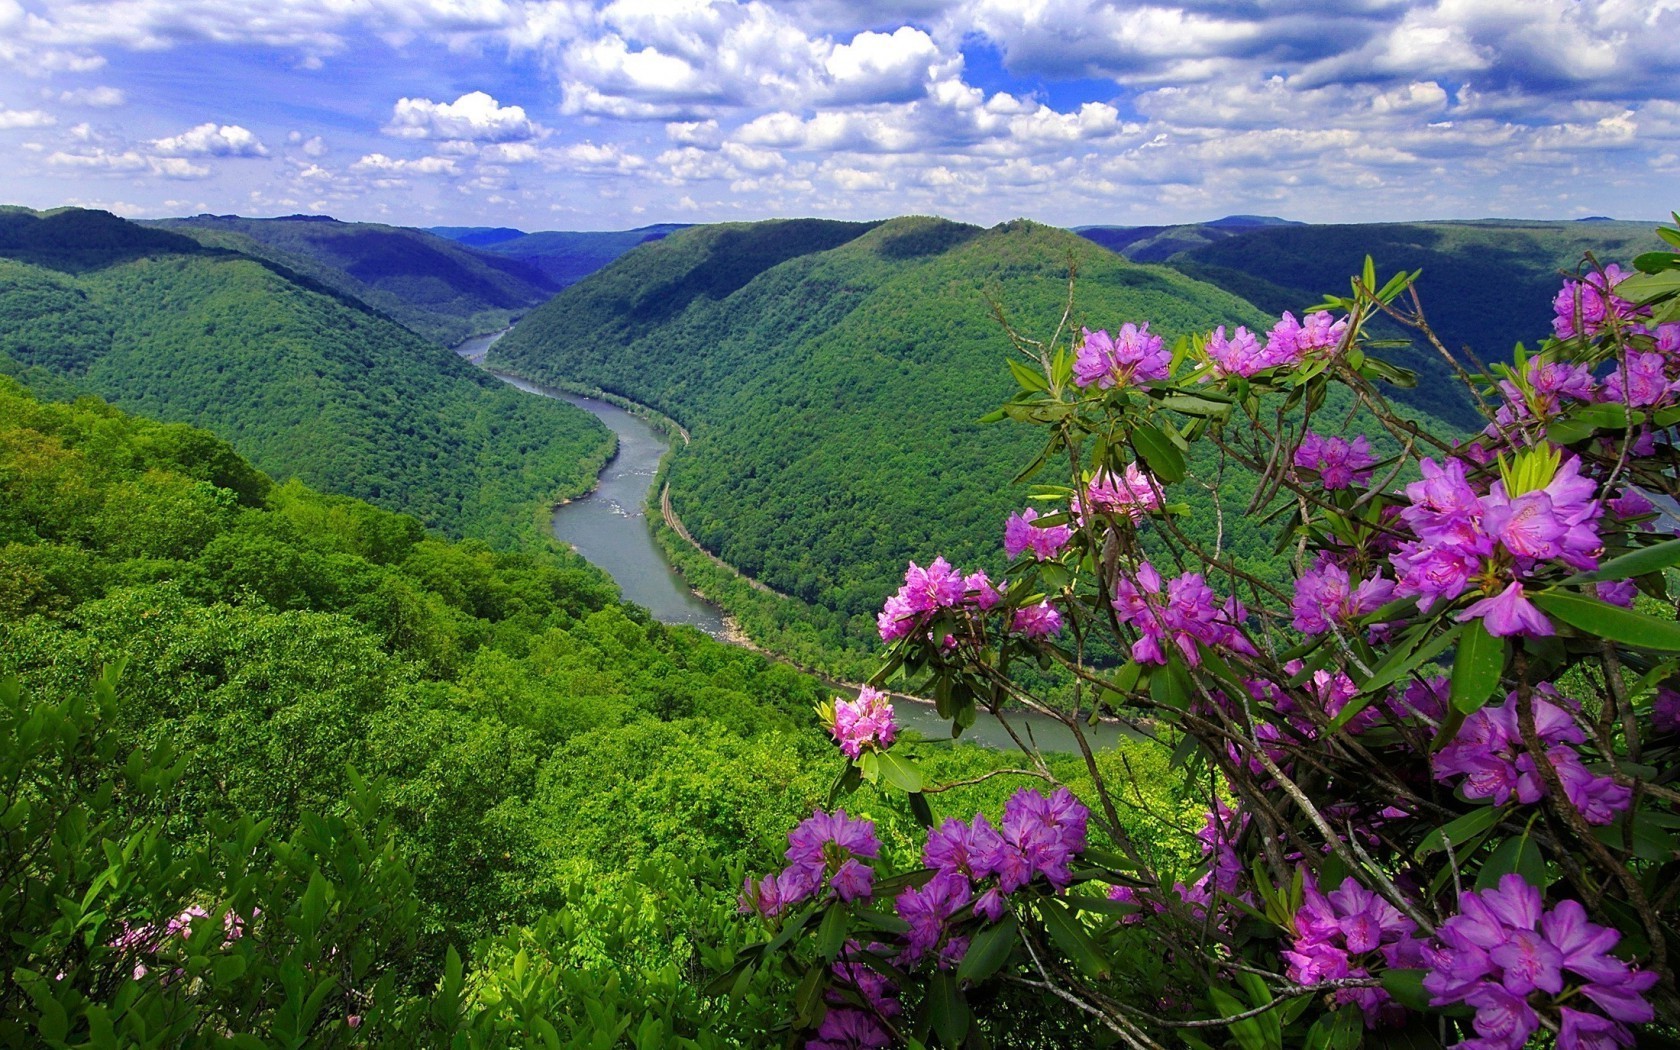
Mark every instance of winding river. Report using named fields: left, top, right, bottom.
left=457, top=328, right=1125, bottom=752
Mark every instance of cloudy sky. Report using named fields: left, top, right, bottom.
left=1, top=0, right=1676, bottom=231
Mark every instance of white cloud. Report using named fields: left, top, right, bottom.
left=351, top=152, right=461, bottom=175
left=151, top=123, right=268, bottom=157
left=824, top=27, right=941, bottom=104
left=385, top=91, right=539, bottom=142
left=46, top=146, right=209, bottom=178
left=57, top=85, right=125, bottom=107
left=0, top=106, right=56, bottom=129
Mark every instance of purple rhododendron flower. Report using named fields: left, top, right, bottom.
left=807, top=1007, right=892, bottom=1050
left=1291, top=558, right=1395, bottom=636
left=1425, top=875, right=1658, bottom=1049
left=964, top=569, right=1002, bottom=610
left=744, top=809, right=882, bottom=918
left=1264, top=310, right=1347, bottom=368
left=1552, top=265, right=1640, bottom=340
left=1285, top=875, right=1425, bottom=1028
left=1654, top=688, right=1680, bottom=733
left=1004, top=507, right=1072, bottom=561
left=1112, top=561, right=1255, bottom=666
left=1430, top=689, right=1632, bottom=823
left=1458, top=582, right=1553, bottom=638
left=1294, top=432, right=1379, bottom=490
left=832, top=686, right=896, bottom=759
left=1085, top=462, right=1162, bottom=523
left=1602, top=350, right=1679, bottom=408
left=1205, top=324, right=1269, bottom=378
left=1072, top=323, right=1171, bottom=390
left=896, top=869, right=972, bottom=966
left=1011, top=600, right=1062, bottom=639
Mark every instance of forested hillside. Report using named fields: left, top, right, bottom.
left=491, top=216, right=1377, bottom=670
left=0, top=208, right=613, bottom=545
left=1, top=377, right=1188, bottom=1044
left=149, top=214, right=561, bottom=346
left=430, top=223, right=692, bottom=287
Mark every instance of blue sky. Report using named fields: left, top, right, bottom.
left=1, top=0, right=1676, bottom=231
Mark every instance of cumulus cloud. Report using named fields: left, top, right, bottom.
left=151, top=123, right=268, bottom=157
left=0, top=106, right=56, bottom=129
left=47, top=147, right=209, bottom=178
left=385, top=91, right=540, bottom=142
left=351, top=152, right=461, bottom=175
left=57, top=85, right=125, bottom=107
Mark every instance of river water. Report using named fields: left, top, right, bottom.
left=460, top=329, right=1126, bottom=752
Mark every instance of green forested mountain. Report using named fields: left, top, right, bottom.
left=1098, top=218, right=1668, bottom=428
left=0, top=207, right=612, bottom=545
left=1076, top=214, right=1301, bottom=262
left=490, top=216, right=1365, bottom=670
left=2, top=377, right=1182, bottom=1044
left=430, top=223, right=692, bottom=287
left=148, top=213, right=561, bottom=346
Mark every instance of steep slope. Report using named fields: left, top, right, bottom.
left=491, top=216, right=1339, bottom=665
left=148, top=213, right=561, bottom=345
left=0, top=208, right=612, bottom=545
left=431, top=223, right=693, bottom=286
left=1077, top=215, right=1302, bottom=262
left=1159, top=219, right=1668, bottom=427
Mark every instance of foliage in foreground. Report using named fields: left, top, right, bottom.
left=737, top=221, right=1680, bottom=1048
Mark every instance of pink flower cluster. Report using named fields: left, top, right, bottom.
left=877, top=557, right=996, bottom=642
left=899, top=788, right=1090, bottom=968
left=1294, top=431, right=1378, bottom=490
left=1083, top=462, right=1162, bottom=523
left=1552, top=265, right=1640, bottom=341
left=1206, top=311, right=1347, bottom=378
left=1424, top=875, right=1658, bottom=1050
left=1390, top=455, right=1602, bottom=637
left=1072, top=323, right=1171, bottom=390
left=831, top=686, right=896, bottom=759
left=1004, top=507, right=1071, bottom=561
left=1111, top=561, right=1255, bottom=666
left=741, top=810, right=880, bottom=918
left=1284, top=876, right=1426, bottom=1028
left=1433, top=690, right=1630, bottom=825
left=815, top=943, right=901, bottom=1050
left=1290, top=558, right=1394, bottom=637
left=109, top=905, right=250, bottom=980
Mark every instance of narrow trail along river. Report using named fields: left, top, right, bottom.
left=457, top=328, right=1126, bottom=752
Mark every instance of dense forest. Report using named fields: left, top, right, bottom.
left=0, top=208, right=613, bottom=547
left=429, top=223, right=693, bottom=288
left=491, top=216, right=1450, bottom=673
left=149, top=214, right=561, bottom=347
left=0, top=376, right=1193, bottom=1044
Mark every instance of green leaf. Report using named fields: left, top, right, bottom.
left=1209, top=987, right=1275, bottom=1050
left=1158, top=394, right=1231, bottom=420
left=927, top=973, right=970, bottom=1047
left=1449, top=619, right=1506, bottom=715
left=1415, top=805, right=1501, bottom=860
left=1359, top=622, right=1460, bottom=696
left=1531, top=590, right=1680, bottom=650
left=1037, top=897, right=1109, bottom=979
left=1614, top=269, right=1680, bottom=305
left=1379, top=969, right=1432, bottom=1013
left=1476, top=831, right=1546, bottom=890
left=1006, top=358, right=1048, bottom=392
left=874, top=750, right=924, bottom=793
left=1567, top=537, right=1680, bottom=584
left=908, top=791, right=934, bottom=828
left=957, top=915, right=1018, bottom=983
left=1130, top=423, right=1186, bottom=483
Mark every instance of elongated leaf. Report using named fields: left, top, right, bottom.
left=1532, top=590, right=1680, bottom=650
left=1006, top=358, right=1048, bottom=392
left=1130, top=423, right=1186, bottom=483
left=957, top=915, right=1018, bottom=983
left=1037, top=897, right=1110, bottom=979
left=1210, top=987, right=1275, bottom=1050
left=816, top=904, right=850, bottom=959
left=927, top=973, right=970, bottom=1047
left=1567, top=537, right=1680, bottom=584
left=1380, top=970, right=1432, bottom=1013
left=1358, top=623, right=1459, bottom=696
left=1449, top=620, right=1506, bottom=715
left=1415, top=805, right=1500, bottom=860
left=874, top=750, right=924, bottom=793
left=1476, top=832, right=1546, bottom=890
